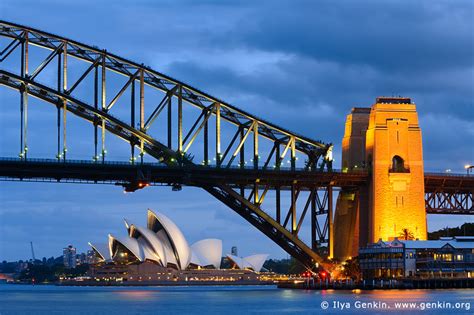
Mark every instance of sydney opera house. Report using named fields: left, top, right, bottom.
left=83, top=209, right=271, bottom=284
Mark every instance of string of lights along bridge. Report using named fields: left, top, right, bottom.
left=0, top=20, right=472, bottom=271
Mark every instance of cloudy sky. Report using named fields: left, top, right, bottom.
left=0, top=0, right=473, bottom=261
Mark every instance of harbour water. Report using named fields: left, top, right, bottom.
left=0, top=284, right=472, bottom=314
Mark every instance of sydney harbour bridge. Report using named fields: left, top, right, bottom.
left=0, top=20, right=472, bottom=271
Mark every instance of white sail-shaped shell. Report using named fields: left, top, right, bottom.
left=244, top=254, right=269, bottom=272
left=227, top=254, right=268, bottom=271
left=129, top=224, right=167, bottom=266
left=88, top=242, right=112, bottom=262
left=108, top=234, right=143, bottom=262
left=147, top=209, right=191, bottom=269
left=191, top=239, right=222, bottom=269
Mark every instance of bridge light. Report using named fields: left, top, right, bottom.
left=465, top=165, right=473, bottom=175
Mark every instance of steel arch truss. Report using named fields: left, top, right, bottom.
left=0, top=21, right=332, bottom=169
left=425, top=190, right=473, bottom=215
left=0, top=21, right=336, bottom=269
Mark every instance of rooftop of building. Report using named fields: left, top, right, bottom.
left=363, top=236, right=474, bottom=250
left=375, top=96, right=412, bottom=104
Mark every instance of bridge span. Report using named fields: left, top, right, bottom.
left=0, top=158, right=472, bottom=216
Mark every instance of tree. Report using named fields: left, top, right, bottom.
left=399, top=228, right=415, bottom=240
left=342, top=257, right=361, bottom=281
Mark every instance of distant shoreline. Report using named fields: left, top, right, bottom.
left=60, top=280, right=275, bottom=287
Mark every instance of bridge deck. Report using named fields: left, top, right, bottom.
left=0, top=158, right=472, bottom=193
left=0, top=158, right=367, bottom=189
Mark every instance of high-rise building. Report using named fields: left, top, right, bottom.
left=86, top=250, right=97, bottom=264
left=231, top=246, right=238, bottom=256
left=63, top=245, right=77, bottom=269
left=76, top=252, right=87, bottom=265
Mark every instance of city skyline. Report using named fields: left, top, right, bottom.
left=1, top=0, right=473, bottom=261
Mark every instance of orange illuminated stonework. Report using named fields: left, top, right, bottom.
left=334, top=97, right=427, bottom=261
left=365, top=98, right=427, bottom=243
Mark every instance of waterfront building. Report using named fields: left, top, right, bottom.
left=63, top=245, right=77, bottom=269
left=85, top=261, right=270, bottom=285
left=88, top=209, right=268, bottom=273
left=359, top=237, right=474, bottom=279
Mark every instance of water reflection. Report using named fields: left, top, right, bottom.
left=115, top=290, right=156, bottom=300
left=0, top=285, right=471, bottom=314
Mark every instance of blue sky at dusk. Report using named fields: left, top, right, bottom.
left=0, top=0, right=473, bottom=261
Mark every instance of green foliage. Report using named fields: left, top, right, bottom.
left=428, top=223, right=473, bottom=240
left=18, top=263, right=90, bottom=283
left=399, top=228, right=415, bottom=240
left=263, top=258, right=305, bottom=274
left=0, top=261, right=17, bottom=273
left=342, top=257, right=361, bottom=281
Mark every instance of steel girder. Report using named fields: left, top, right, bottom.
left=0, top=20, right=335, bottom=270
left=0, top=20, right=331, bottom=169
left=425, top=191, right=473, bottom=215
left=424, top=173, right=474, bottom=215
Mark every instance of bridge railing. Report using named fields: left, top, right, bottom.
left=0, top=156, right=352, bottom=173
left=2, top=157, right=469, bottom=177
left=424, top=172, right=473, bottom=178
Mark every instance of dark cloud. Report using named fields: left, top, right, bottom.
left=217, top=0, right=473, bottom=71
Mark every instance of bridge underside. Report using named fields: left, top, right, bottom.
left=1, top=159, right=471, bottom=214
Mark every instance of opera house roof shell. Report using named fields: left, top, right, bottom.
left=227, top=254, right=269, bottom=272
left=89, top=209, right=267, bottom=271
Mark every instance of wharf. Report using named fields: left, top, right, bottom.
left=278, top=278, right=474, bottom=290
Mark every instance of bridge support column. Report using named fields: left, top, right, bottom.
left=328, top=185, right=333, bottom=259
left=366, top=97, right=427, bottom=243
left=334, top=108, right=370, bottom=261
left=334, top=98, right=427, bottom=262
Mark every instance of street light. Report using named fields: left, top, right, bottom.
left=465, top=164, right=473, bottom=175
